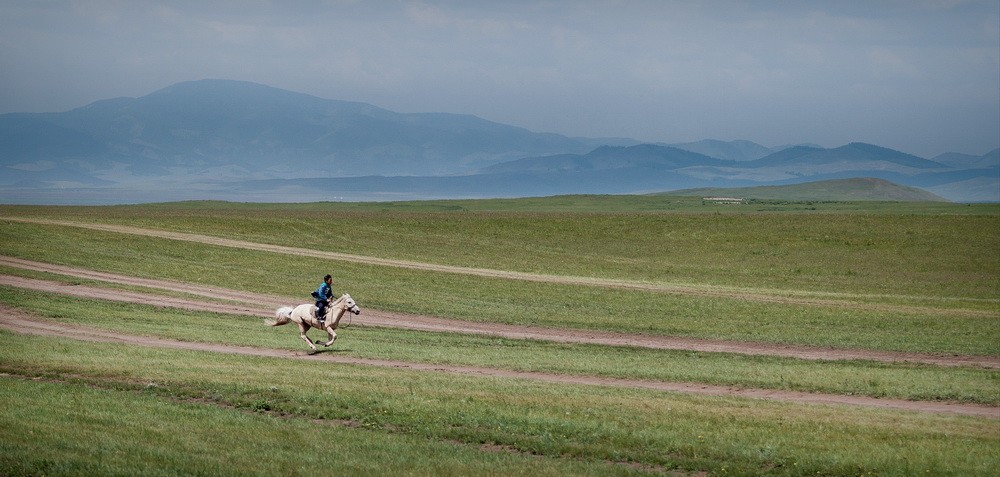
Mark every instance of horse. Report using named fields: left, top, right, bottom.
left=268, top=294, right=361, bottom=351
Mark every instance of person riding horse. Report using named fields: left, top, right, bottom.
left=311, top=274, right=334, bottom=323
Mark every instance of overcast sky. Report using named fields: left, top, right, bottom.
left=1, top=1, right=997, bottom=158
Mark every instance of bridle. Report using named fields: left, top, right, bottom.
left=337, top=297, right=360, bottom=327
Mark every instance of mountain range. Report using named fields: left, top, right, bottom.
left=1, top=79, right=996, bottom=204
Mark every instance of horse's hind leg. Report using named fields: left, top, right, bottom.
left=298, top=323, right=317, bottom=351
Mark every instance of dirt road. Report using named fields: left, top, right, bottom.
left=4, top=217, right=994, bottom=318
left=2, top=257, right=998, bottom=369
left=1, top=304, right=996, bottom=418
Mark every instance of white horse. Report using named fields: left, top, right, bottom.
left=268, top=294, right=361, bottom=351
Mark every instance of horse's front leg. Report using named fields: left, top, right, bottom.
left=322, top=328, right=337, bottom=347
left=298, top=323, right=317, bottom=351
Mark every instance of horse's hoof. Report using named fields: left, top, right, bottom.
left=307, top=349, right=318, bottom=355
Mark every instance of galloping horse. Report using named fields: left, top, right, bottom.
left=268, top=294, right=361, bottom=351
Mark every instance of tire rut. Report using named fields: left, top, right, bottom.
left=1, top=257, right=997, bottom=370
left=0, top=305, right=996, bottom=418
left=4, top=217, right=995, bottom=318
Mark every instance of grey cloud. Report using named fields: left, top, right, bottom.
left=0, top=0, right=996, bottom=157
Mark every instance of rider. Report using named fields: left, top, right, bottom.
left=312, top=274, right=335, bottom=322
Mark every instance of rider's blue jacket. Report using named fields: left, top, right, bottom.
left=315, top=282, right=334, bottom=302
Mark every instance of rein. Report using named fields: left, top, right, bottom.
left=326, top=301, right=354, bottom=328
left=317, top=295, right=357, bottom=328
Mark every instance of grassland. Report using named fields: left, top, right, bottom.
left=667, top=178, right=949, bottom=202
left=0, top=196, right=997, bottom=475
left=4, top=204, right=999, bottom=302
left=1, top=220, right=997, bottom=358
left=3, top=334, right=998, bottom=477
left=2, top=287, right=997, bottom=405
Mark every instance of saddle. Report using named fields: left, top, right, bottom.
left=311, top=291, right=325, bottom=320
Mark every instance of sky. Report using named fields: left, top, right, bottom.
left=1, top=1, right=998, bottom=158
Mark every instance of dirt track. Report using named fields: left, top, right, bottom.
left=1, top=304, right=996, bottom=418
left=2, top=256, right=998, bottom=369
left=1, top=257, right=997, bottom=417
left=4, top=217, right=995, bottom=318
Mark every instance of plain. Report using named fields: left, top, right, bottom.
left=0, top=196, right=997, bottom=476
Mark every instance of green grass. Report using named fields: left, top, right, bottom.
left=2, top=335, right=997, bottom=476
left=667, top=178, right=948, bottom=202
left=2, top=287, right=997, bottom=404
left=3, top=202, right=998, bottom=300
left=0, top=221, right=997, bottom=356
left=1, top=198, right=998, bottom=476
left=5, top=194, right=997, bottom=213
left=0, top=377, right=633, bottom=477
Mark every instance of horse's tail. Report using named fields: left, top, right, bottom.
left=266, top=306, right=294, bottom=326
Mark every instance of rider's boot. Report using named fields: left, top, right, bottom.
left=316, top=306, right=326, bottom=325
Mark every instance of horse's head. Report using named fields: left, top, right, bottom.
left=342, top=294, right=361, bottom=315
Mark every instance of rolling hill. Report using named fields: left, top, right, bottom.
left=667, top=178, right=950, bottom=202
left=0, top=79, right=996, bottom=203
left=481, top=144, right=735, bottom=173
left=0, top=79, right=610, bottom=183
left=745, top=143, right=947, bottom=169
left=665, top=139, right=776, bottom=161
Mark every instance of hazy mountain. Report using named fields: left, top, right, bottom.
left=745, top=142, right=947, bottom=169
left=482, top=142, right=950, bottom=177
left=0, top=79, right=608, bottom=182
left=772, top=142, right=824, bottom=151
left=667, top=139, right=774, bottom=161
left=741, top=145, right=823, bottom=166
left=475, top=141, right=994, bottom=202
left=0, top=79, right=996, bottom=204
left=932, top=149, right=999, bottom=170
left=480, top=144, right=734, bottom=174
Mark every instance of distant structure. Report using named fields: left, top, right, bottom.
left=703, top=197, right=744, bottom=204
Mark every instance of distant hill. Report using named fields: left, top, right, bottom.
left=0, top=79, right=611, bottom=182
left=667, top=178, right=950, bottom=202
left=478, top=141, right=995, bottom=202
left=0, top=79, right=996, bottom=204
left=932, top=149, right=999, bottom=170
left=485, top=141, right=952, bottom=176
left=666, top=139, right=774, bottom=161
left=745, top=143, right=947, bottom=169
left=480, top=144, right=734, bottom=174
